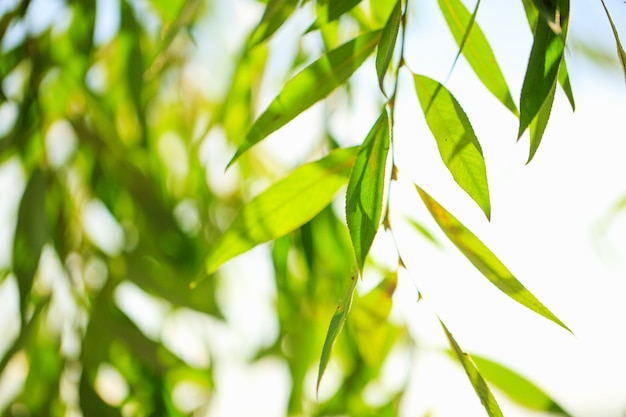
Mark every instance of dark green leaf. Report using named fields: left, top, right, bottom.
left=413, top=74, right=491, bottom=220
left=317, top=275, right=358, bottom=394
left=375, top=0, right=401, bottom=95
left=527, top=80, right=556, bottom=163
left=416, top=185, right=571, bottom=332
left=438, top=0, right=518, bottom=115
left=249, top=0, right=299, bottom=46
left=228, top=30, right=382, bottom=167
left=558, top=58, right=575, bottom=111
left=440, top=319, right=504, bottom=417
left=346, top=110, right=390, bottom=272
left=328, top=0, right=362, bottom=22
left=600, top=0, right=626, bottom=84
left=204, top=147, right=358, bottom=278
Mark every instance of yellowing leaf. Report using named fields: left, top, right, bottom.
left=204, top=147, right=358, bottom=277
left=440, top=319, right=504, bottom=417
left=228, top=30, right=382, bottom=167
left=416, top=185, right=571, bottom=333
left=346, top=109, right=390, bottom=272
left=413, top=74, right=491, bottom=220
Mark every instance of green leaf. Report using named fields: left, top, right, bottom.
left=600, top=0, right=626, bottom=84
left=203, top=147, right=358, bottom=277
left=558, top=58, right=575, bottom=111
left=375, top=0, right=401, bottom=95
left=469, top=354, right=573, bottom=415
left=438, top=0, right=518, bottom=115
left=249, top=0, right=299, bottom=47
left=416, top=185, right=571, bottom=332
left=413, top=74, right=491, bottom=220
left=407, top=218, right=442, bottom=248
left=328, top=0, right=362, bottom=22
left=440, top=319, right=504, bottom=417
left=228, top=30, right=382, bottom=167
left=346, top=110, right=390, bottom=272
left=527, top=79, right=556, bottom=163
left=13, top=168, right=48, bottom=318
left=317, top=275, right=358, bottom=394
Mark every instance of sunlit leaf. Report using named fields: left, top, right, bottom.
left=416, top=185, right=571, bottom=332
left=413, top=74, right=491, bottom=219
left=600, top=0, right=626, bottom=84
left=558, top=58, right=575, bottom=111
left=440, top=319, right=504, bottom=417
left=328, top=0, right=362, bottom=21
left=527, top=80, right=556, bottom=163
left=317, top=275, right=358, bottom=394
left=469, top=354, right=573, bottom=415
left=375, top=0, right=401, bottom=95
left=249, top=0, right=299, bottom=47
left=228, top=30, right=381, bottom=167
left=407, top=217, right=442, bottom=248
left=346, top=110, right=390, bottom=272
left=438, top=0, right=518, bottom=115
left=204, top=147, right=358, bottom=277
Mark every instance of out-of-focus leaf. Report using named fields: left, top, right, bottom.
left=416, top=185, right=571, bottom=332
left=527, top=80, right=556, bottom=163
left=13, top=168, right=48, bottom=318
left=600, top=0, right=626, bottom=84
left=438, top=0, right=518, bottom=115
left=346, top=110, right=390, bottom=272
left=317, top=275, right=358, bottom=394
left=440, top=319, right=504, bottom=417
left=469, top=353, right=573, bottom=415
left=375, top=0, right=401, bottom=94
left=407, top=217, right=442, bottom=248
left=204, top=147, right=358, bottom=278
left=79, top=374, right=122, bottom=417
left=249, top=0, right=299, bottom=46
left=328, top=0, right=362, bottom=21
left=413, top=74, right=491, bottom=220
left=228, top=30, right=381, bottom=167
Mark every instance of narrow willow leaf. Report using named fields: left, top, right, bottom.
left=204, top=147, right=358, bottom=277
left=407, top=218, right=442, bottom=248
left=375, top=0, right=401, bottom=95
left=416, top=185, right=571, bottom=332
left=440, top=319, right=504, bottom=417
left=600, top=0, right=626, bottom=84
left=317, top=275, right=358, bottom=394
left=469, top=354, right=573, bottom=415
left=228, top=30, right=382, bottom=168
left=413, top=74, right=491, bottom=220
left=438, top=0, right=518, bottom=115
left=558, top=58, right=575, bottom=111
left=13, top=169, right=48, bottom=318
left=346, top=110, right=390, bottom=272
left=527, top=80, right=556, bottom=163
left=518, top=4, right=567, bottom=138
left=249, top=0, right=298, bottom=47
left=328, top=0, right=362, bottom=21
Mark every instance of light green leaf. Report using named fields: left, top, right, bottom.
left=469, top=354, right=573, bottom=415
left=375, top=0, right=402, bottom=95
left=558, top=57, right=575, bottom=111
left=416, top=185, right=571, bottom=332
left=600, top=0, right=626, bottom=84
left=346, top=110, right=390, bottom=272
left=413, top=74, right=491, bottom=220
left=440, top=319, right=504, bottom=417
left=407, top=218, right=442, bottom=248
left=328, top=0, right=362, bottom=21
left=228, top=30, right=381, bottom=168
left=203, top=147, right=358, bottom=278
left=317, top=274, right=358, bottom=394
left=527, top=79, right=556, bottom=163
left=438, top=0, right=518, bottom=115
left=248, top=0, right=299, bottom=47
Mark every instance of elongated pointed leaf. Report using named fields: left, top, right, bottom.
left=328, top=0, right=362, bottom=21
left=469, top=354, right=573, bottom=415
left=416, top=185, right=571, bottom=332
left=440, top=319, right=504, bottom=417
left=527, top=80, right=556, bottom=163
left=204, top=147, right=358, bottom=277
left=249, top=0, right=299, bottom=47
left=600, top=0, right=626, bottom=84
left=346, top=110, right=390, bottom=272
left=228, top=30, right=382, bottom=167
left=317, top=275, right=358, bottom=394
left=413, top=74, right=491, bottom=219
left=375, top=0, right=401, bottom=95
left=438, top=0, right=518, bottom=115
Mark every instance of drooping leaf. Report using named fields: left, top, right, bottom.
left=346, top=110, right=390, bottom=272
left=416, top=185, right=571, bottom=332
left=468, top=354, right=573, bottom=415
left=527, top=79, right=556, bottom=163
left=438, top=0, right=518, bottom=115
left=558, top=57, right=575, bottom=111
left=413, top=74, right=491, bottom=220
left=203, top=147, right=358, bottom=278
left=328, top=0, right=362, bottom=22
left=600, top=0, right=626, bottom=84
left=375, top=0, right=402, bottom=95
left=13, top=168, right=48, bottom=318
left=228, top=30, right=382, bottom=167
left=440, top=319, right=504, bottom=417
left=407, top=217, right=442, bottom=248
left=317, top=275, right=358, bottom=394
left=249, top=0, right=299, bottom=47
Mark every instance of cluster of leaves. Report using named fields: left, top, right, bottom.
left=0, top=0, right=624, bottom=417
